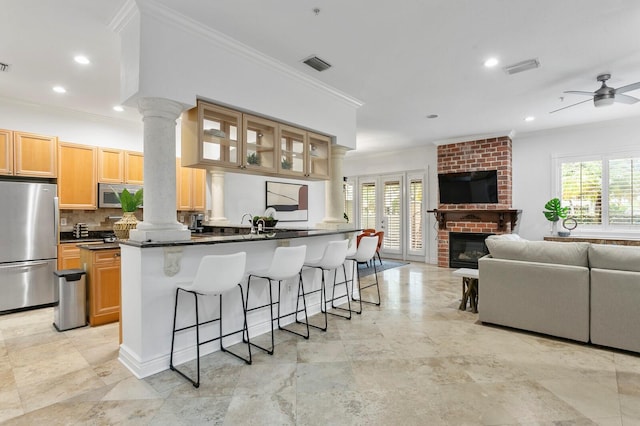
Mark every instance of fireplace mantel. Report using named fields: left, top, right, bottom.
left=429, top=209, right=522, bottom=232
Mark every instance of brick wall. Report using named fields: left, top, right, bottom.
left=436, top=136, right=513, bottom=267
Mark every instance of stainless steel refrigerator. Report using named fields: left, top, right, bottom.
left=0, top=181, right=58, bottom=313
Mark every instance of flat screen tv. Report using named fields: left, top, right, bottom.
left=438, top=170, right=498, bottom=204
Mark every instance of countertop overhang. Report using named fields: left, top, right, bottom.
left=119, top=228, right=358, bottom=248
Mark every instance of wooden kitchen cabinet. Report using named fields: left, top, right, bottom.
left=0, top=129, right=13, bottom=175
left=80, top=248, right=121, bottom=327
left=98, top=148, right=143, bottom=184
left=307, top=132, right=331, bottom=179
left=124, top=151, right=144, bottom=184
left=57, top=243, right=82, bottom=270
left=58, top=142, right=97, bottom=209
left=176, top=158, right=206, bottom=211
left=7, top=131, right=58, bottom=178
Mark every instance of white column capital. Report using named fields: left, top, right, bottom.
left=137, top=97, right=186, bottom=121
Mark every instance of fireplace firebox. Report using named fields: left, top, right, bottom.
left=449, top=232, right=493, bottom=269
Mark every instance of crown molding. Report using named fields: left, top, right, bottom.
left=133, top=0, right=363, bottom=109
left=431, top=129, right=515, bottom=146
left=108, top=0, right=138, bottom=34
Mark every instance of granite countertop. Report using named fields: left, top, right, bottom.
left=60, top=231, right=115, bottom=243
left=77, top=242, right=121, bottom=251
left=120, top=228, right=358, bottom=248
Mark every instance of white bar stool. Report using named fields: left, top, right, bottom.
left=245, top=245, right=308, bottom=355
left=303, top=239, right=350, bottom=331
left=347, top=235, right=381, bottom=314
left=169, top=252, right=250, bottom=388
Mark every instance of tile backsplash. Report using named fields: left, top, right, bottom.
left=59, top=208, right=138, bottom=232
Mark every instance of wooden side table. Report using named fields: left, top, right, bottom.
left=452, top=268, right=479, bottom=313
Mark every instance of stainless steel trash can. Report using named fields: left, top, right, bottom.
left=53, top=269, right=87, bottom=331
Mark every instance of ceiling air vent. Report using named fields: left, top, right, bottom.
left=302, top=55, right=332, bottom=72
left=503, top=58, right=540, bottom=75
left=0, top=62, right=9, bottom=72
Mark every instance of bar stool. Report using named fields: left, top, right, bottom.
left=169, top=252, right=250, bottom=388
left=303, top=239, right=350, bottom=331
left=346, top=235, right=381, bottom=313
left=244, top=245, right=308, bottom=355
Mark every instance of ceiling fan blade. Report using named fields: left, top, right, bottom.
left=614, top=93, right=640, bottom=104
left=564, top=90, right=595, bottom=96
left=549, top=98, right=593, bottom=114
left=615, top=81, right=640, bottom=94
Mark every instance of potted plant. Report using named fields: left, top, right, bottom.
left=542, top=197, right=569, bottom=235
left=113, top=187, right=143, bottom=240
left=281, top=158, right=292, bottom=170
left=247, top=152, right=260, bottom=166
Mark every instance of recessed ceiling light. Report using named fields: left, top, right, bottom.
left=52, top=86, right=66, bottom=93
left=74, top=55, right=90, bottom=65
left=484, top=57, right=499, bottom=68
left=426, top=114, right=439, bottom=119
left=113, top=106, right=124, bottom=112
left=524, top=116, right=535, bottom=122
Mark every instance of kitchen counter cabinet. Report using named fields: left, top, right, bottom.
left=98, top=148, right=143, bottom=184
left=176, top=158, right=206, bottom=211
left=80, top=246, right=121, bottom=327
left=58, top=243, right=82, bottom=270
left=0, top=129, right=12, bottom=175
left=58, top=142, right=97, bottom=209
left=14, top=131, right=58, bottom=178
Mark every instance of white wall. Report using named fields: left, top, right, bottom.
left=512, top=116, right=640, bottom=241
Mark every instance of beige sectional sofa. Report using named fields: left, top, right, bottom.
left=478, top=237, right=640, bottom=353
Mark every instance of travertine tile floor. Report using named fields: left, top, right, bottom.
left=1, top=262, right=640, bottom=425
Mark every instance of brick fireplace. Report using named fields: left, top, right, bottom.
left=434, top=136, right=519, bottom=268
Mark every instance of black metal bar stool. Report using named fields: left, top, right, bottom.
left=244, top=245, right=308, bottom=355
left=169, top=252, right=251, bottom=388
left=303, top=239, right=350, bottom=331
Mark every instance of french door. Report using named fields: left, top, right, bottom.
left=355, top=172, right=426, bottom=261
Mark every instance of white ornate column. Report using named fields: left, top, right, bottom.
left=207, top=170, right=229, bottom=224
left=317, top=145, right=353, bottom=230
left=129, top=97, right=191, bottom=242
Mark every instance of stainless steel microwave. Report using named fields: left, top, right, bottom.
left=98, top=183, right=143, bottom=209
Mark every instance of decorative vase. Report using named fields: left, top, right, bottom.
left=550, top=220, right=559, bottom=236
left=113, top=212, right=138, bottom=240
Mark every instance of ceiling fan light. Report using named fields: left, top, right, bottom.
left=594, top=97, right=615, bottom=107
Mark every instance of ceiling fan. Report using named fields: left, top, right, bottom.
left=550, top=73, right=640, bottom=113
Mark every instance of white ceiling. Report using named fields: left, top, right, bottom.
left=2, top=0, right=640, bottom=153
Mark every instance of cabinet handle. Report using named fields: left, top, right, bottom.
left=114, top=253, right=121, bottom=257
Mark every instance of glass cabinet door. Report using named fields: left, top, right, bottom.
left=243, top=115, right=277, bottom=173
left=307, top=132, right=331, bottom=179
left=279, top=125, right=307, bottom=177
left=199, top=103, right=242, bottom=168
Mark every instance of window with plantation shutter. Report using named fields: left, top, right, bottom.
left=359, top=182, right=376, bottom=229
left=608, top=157, right=640, bottom=225
left=383, top=181, right=401, bottom=250
left=344, top=180, right=354, bottom=224
left=409, top=179, right=423, bottom=250
left=558, top=152, right=640, bottom=230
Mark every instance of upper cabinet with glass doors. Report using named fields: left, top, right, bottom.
left=182, top=102, right=242, bottom=169
left=181, top=100, right=331, bottom=180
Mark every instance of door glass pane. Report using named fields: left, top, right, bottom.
left=383, top=181, right=400, bottom=250
left=409, top=179, right=423, bottom=250
left=202, top=108, right=239, bottom=164
left=245, top=117, right=276, bottom=171
left=360, top=182, right=376, bottom=229
left=280, top=129, right=305, bottom=174
left=344, top=180, right=354, bottom=224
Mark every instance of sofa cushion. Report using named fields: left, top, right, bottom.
left=589, top=243, right=640, bottom=272
left=486, top=233, right=527, bottom=241
left=485, top=239, right=589, bottom=267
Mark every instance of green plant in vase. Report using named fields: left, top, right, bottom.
left=281, top=158, right=292, bottom=170
left=112, top=187, right=143, bottom=240
left=543, top=197, right=569, bottom=235
left=247, top=152, right=260, bottom=165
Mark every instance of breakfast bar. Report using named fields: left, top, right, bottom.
left=117, top=228, right=356, bottom=379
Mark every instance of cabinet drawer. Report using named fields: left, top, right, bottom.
left=95, top=250, right=121, bottom=263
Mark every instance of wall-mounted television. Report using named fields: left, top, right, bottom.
left=438, top=170, right=498, bottom=204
